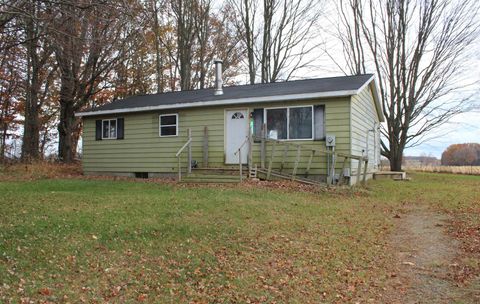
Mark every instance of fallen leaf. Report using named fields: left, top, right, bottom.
left=38, top=288, right=52, bottom=296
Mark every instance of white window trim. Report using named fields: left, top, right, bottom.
left=101, top=118, right=118, bottom=140
left=264, top=105, right=314, bottom=141
left=159, top=113, right=179, bottom=137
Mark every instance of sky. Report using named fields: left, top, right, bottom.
left=8, top=0, right=480, bottom=160
left=381, top=50, right=479, bottom=158
left=294, top=1, right=480, bottom=159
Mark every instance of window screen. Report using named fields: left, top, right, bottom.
left=289, top=107, right=312, bottom=139
left=102, top=119, right=117, bottom=139
left=314, top=105, right=325, bottom=140
left=252, top=108, right=264, bottom=140
left=266, top=108, right=287, bottom=139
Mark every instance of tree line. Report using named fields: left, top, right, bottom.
left=442, top=143, right=480, bottom=166
left=0, top=0, right=321, bottom=162
left=1, top=0, right=478, bottom=171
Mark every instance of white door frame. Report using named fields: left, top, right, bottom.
left=224, top=108, right=249, bottom=164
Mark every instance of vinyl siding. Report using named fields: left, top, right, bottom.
left=82, top=97, right=352, bottom=177
left=350, top=84, right=381, bottom=184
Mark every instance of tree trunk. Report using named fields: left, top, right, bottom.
left=58, top=101, right=76, bottom=162
left=21, top=4, right=41, bottom=161
left=389, top=142, right=404, bottom=171
left=0, top=122, right=7, bottom=160
left=153, top=0, right=163, bottom=93
left=242, top=0, right=256, bottom=85
left=1, top=96, right=11, bottom=160
left=21, top=95, right=40, bottom=160
left=57, top=69, right=77, bottom=162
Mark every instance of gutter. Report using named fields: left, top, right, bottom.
left=76, top=75, right=382, bottom=118
left=75, top=89, right=359, bottom=117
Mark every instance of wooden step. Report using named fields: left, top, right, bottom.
left=179, top=172, right=241, bottom=184
left=180, top=177, right=241, bottom=184
left=192, top=167, right=248, bottom=176
left=187, top=174, right=241, bottom=179
left=373, top=171, right=407, bottom=180
left=180, top=178, right=240, bottom=184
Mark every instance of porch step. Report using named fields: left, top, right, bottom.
left=179, top=173, right=241, bottom=184
left=373, top=171, right=407, bottom=180
left=192, top=167, right=248, bottom=176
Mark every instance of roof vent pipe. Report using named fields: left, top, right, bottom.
left=214, top=59, right=223, bottom=95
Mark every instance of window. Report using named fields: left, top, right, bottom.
left=289, top=107, right=312, bottom=139
left=102, top=119, right=117, bottom=139
left=266, top=108, right=287, bottom=139
left=159, top=114, right=178, bottom=137
left=96, top=118, right=123, bottom=140
left=231, top=112, right=245, bottom=119
left=252, top=108, right=264, bottom=141
left=265, top=106, right=313, bottom=140
left=314, top=105, right=325, bottom=140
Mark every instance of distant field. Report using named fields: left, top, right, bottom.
left=405, top=165, right=480, bottom=175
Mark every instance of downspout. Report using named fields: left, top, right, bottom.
left=365, top=122, right=379, bottom=171
left=365, top=124, right=373, bottom=175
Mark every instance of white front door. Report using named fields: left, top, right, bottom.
left=225, top=109, right=249, bottom=164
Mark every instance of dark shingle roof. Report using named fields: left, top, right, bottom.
left=82, top=74, right=374, bottom=115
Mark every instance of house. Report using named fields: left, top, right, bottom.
left=77, top=61, right=384, bottom=185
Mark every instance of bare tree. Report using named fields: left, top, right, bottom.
left=229, top=0, right=257, bottom=84
left=50, top=0, right=143, bottom=162
left=151, top=0, right=165, bottom=93
left=336, top=0, right=479, bottom=171
left=17, top=1, right=56, bottom=161
left=230, top=0, right=321, bottom=84
left=0, top=33, right=22, bottom=160
left=169, top=0, right=198, bottom=90
left=148, top=0, right=243, bottom=91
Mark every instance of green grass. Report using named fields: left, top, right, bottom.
left=0, top=173, right=479, bottom=302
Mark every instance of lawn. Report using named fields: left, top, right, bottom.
left=0, top=172, right=479, bottom=303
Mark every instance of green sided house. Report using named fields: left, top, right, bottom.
left=77, top=62, right=384, bottom=185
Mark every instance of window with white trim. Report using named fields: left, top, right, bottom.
left=265, top=106, right=313, bottom=140
left=102, top=119, right=117, bottom=139
left=159, top=114, right=178, bottom=137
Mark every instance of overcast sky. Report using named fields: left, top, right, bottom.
left=291, top=1, right=480, bottom=159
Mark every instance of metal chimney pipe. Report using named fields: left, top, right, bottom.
left=214, top=59, right=223, bottom=95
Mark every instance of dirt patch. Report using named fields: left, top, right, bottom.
left=384, top=208, right=480, bottom=303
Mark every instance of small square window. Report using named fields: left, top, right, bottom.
left=102, top=119, right=117, bottom=139
left=159, top=114, right=178, bottom=137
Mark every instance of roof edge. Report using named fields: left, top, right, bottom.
left=366, top=75, right=385, bottom=122
left=76, top=89, right=359, bottom=117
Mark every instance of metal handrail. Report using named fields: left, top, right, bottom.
left=233, top=136, right=250, bottom=156
left=234, top=135, right=251, bottom=182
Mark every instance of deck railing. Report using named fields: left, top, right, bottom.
left=176, top=126, right=370, bottom=186
left=252, top=135, right=370, bottom=186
